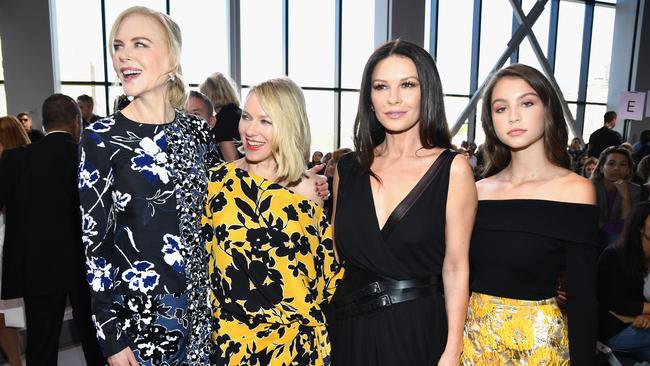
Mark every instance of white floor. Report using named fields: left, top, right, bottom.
left=1, top=344, right=87, bottom=366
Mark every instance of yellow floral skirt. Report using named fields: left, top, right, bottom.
left=461, top=292, right=569, bottom=365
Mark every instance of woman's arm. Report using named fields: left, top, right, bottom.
left=218, top=141, right=239, bottom=162
left=78, top=129, right=128, bottom=358
left=440, top=156, right=477, bottom=364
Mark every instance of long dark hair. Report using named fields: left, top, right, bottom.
left=616, top=201, right=650, bottom=279
left=354, top=39, right=451, bottom=176
left=481, top=64, right=570, bottom=177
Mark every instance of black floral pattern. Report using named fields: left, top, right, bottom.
left=202, top=162, right=343, bottom=365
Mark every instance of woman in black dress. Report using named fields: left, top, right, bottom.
left=461, top=64, right=598, bottom=365
left=329, top=40, right=477, bottom=365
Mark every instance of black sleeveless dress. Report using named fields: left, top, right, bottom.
left=329, top=150, right=456, bottom=366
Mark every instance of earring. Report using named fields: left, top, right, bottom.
left=169, top=73, right=176, bottom=82
left=370, top=105, right=375, bottom=111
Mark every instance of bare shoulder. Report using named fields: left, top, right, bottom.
left=292, top=174, right=324, bottom=207
left=475, top=175, right=500, bottom=199
left=553, top=171, right=596, bottom=205
left=449, top=154, right=474, bottom=177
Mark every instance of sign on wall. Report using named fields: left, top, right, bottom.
left=618, top=91, right=647, bottom=120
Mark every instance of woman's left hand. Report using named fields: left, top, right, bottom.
left=438, top=351, right=461, bottom=366
left=632, top=314, right=650, bottom=329
left=306, top=164, right=330, bottom=200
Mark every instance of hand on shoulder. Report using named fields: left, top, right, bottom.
left=292, top=174, right=324, bottom=207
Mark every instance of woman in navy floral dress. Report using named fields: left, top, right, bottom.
left=78, top=7, right=216, bottom=366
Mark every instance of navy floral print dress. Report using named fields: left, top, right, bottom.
left=78, top=111, right=217, bottom=365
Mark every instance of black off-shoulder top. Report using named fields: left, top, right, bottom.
left=470, top=199, right=599, bottom=365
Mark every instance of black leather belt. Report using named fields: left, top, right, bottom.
left=333, top=267, right=439, bottom=319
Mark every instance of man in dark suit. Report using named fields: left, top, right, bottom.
left=588, top=110, right=623, bottom=158
left=0, top=94, right=105, bottom=366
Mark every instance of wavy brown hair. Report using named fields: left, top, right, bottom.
left=481, top=64, right=570, bottom=177
left=354, top=39, right=451, bottom=178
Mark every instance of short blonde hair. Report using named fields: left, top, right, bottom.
left=248, top=78, right=310, bottom=184
left=109, top=6, right=186, bottom=109
left=200, top=72, right=240, bottom=109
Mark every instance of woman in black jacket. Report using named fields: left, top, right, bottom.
left=598, top=201, right=650, bottom=361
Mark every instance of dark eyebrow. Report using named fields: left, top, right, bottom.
left=491, top=92, right=539, bottom=106
left=372, top=76, right=419, bottom=83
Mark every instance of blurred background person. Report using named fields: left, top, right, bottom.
left=76, top=95, right=103, bottom=128
left=200, top=72, right=241, bottom=162
left=592, top=146, right=641, bottom=250
left=598, top=201, right=650, bottom=361
left=16, top=112, right=44, bottom=143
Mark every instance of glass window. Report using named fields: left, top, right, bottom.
left=304, top=90, right=335, bottom=154
left=583, top=104, right=607, bottom=141
left=518, top=0, right=550, bottom=72
left=171, top=0, right=229, bottom=85
left=340, top=91, right=359, bottom=150
left=109, top=85, right=129, bottom=114
left=479, top=1, right=512, bottom=83
left=586, top=5, right=615, bottom=103
left=0, top=85, right=6, bottom=117
left=60, top=85, right=108, bottom=118
left=554, top=1, right=584, bottom=102
left=341, top=0, right=375, bottom=89
left=444, top=96, right=469, bottom=146
left=475, top=99, right=486, bottom=145
left=288, top=1, right=336, bottom=87
left=104, top=0, right=167, bottom=83
left=436, top=0, right=473, bottom=95
left=55, top=0, right=105, bottom=82
left=566, top=102, right=579, bottom=140
left=240, top=0, right=283, bottom=86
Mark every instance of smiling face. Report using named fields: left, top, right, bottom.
left=239, top=92, right=275, bottom=166
left=370, top=55, right=421, bottom=134
left=111, top=13, right=172, bottom=100
left=490, top=76, right=546, bottom=150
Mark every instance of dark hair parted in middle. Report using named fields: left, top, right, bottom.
left=481, top=64, right=570, bottom=177
left=354, top=39, right=451, bottom=175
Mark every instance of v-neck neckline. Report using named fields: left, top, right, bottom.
left=367, top=149, right=448, bottom=237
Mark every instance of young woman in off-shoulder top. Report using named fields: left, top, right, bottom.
left=461, top=64, right=599, bottom=365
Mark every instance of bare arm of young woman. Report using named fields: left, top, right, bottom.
left=439, top=155, right=477, bottom=366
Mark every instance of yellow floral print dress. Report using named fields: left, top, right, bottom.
left=202, top=162, right=342, bottom=366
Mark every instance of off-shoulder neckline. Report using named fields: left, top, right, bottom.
left=478, top=199, right=596, bottom=208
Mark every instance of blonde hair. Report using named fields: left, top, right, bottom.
left=0, top=116, right=30, bottom=156
left=109, top=6, right=186, bottom=108
left=200, top=72, right=240, bottom=109
left=248, top=78, right=310, bottom=183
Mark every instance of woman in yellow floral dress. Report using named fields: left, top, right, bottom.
left=201, top=77, right=342, bottom=365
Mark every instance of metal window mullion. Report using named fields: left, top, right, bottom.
left=429, top=0, right=439, bottom=60
left=510, top=0, right=522, bottom=64
left=228, top=0, right=241, bottom=90
left=334, top=0, right=342, bottom=149
left=283, top=0, right=289, bottom=76
left=575, top=2, right=594, bottom=138
left=467, top=0, right=482, bottom=142
left=100, top=0, right=110, bottom=116
left=166, top=0, right=170, bottom=15
left=547, top=0, right=559, bottom=72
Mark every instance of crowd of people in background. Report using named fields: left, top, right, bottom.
left=1, top=5, right=650, bottom=366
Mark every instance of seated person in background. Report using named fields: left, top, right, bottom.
left=598, top=201, right=650, bottom=361
left=581, top=157, right=598, bottom=178
left=16, top=111, right=44, bottom=143
left=592, top=146, right=641, bottom=249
